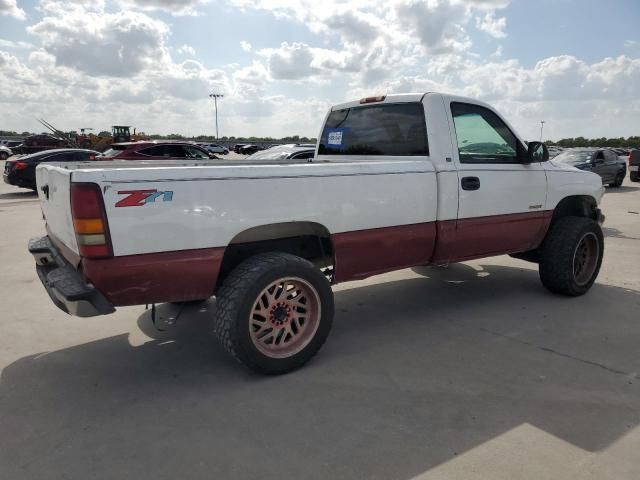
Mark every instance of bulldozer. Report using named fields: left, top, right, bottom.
left=77, top=125, right=146, bottom=151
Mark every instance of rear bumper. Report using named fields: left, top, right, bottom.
left=28, top=236, right=115, bottom=317
left=3, top=173, right=33, bottom=189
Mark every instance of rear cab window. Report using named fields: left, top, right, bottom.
left=318, top=103, right=429, bottom=156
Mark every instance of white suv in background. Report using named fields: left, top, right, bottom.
left=198, top=143, right=229, bottom=155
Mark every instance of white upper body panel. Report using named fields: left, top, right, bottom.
left=545, top=158, right=605, bottom=207
left=40, top=159, right=438, bottom=256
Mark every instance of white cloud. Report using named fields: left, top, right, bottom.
left=396, top=0, right=471, bottom=54
left=117, top=0, right=211, bottom=16
left=476, top=12, right=507, bottom=38
left=259, top=42, right=320, bottom=80
left=0, top=38, right=32, bottom=49
left=177, top=44, right=195, bottom=56
left=0, top=0, right=26, bottom=19
left=230, top=0, right=511, bottom=86
left=28, top=9, right=171, bottom=77
left=240, top=40, right=252, bottom=52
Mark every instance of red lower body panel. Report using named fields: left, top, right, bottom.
left=77, top=211, right=552, bottom=305
left=445, top=211, right=552, bottom=263
left=332, top=212, right=552, bottom=282
left=332, top=223, right=437, bottom=283
left=82, top=248, right=224, bottom=306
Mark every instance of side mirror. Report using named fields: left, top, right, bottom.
left=527, top=141, right=549, bottom=163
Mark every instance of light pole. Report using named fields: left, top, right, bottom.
left=539, top=120, right=546, bottom=142
left=209, top=93, right=224, bottom=140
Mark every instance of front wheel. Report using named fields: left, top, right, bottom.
left=214, top=252, right=334, bottom=374
left=539, top=216, right=604, bottom=296
left=611, top=171, right=625, bottom=188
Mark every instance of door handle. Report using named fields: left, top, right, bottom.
left=41, top=184, right=49, bottom=200
left=461, top=176, right=480, bottom=191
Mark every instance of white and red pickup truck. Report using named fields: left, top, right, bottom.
left=29, top=92, right=605, bottom=374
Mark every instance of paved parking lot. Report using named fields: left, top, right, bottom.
left=0, top=161, right=639, bottom=479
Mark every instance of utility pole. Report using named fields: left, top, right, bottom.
left=539, top=120, right=546, bottom=142
left=209, top=93, right=224, bottom=140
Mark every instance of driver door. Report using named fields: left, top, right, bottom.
left=447, top=100, right=548, bottom=260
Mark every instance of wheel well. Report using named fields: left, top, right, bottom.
left=216, top=222, right=333, bottom=289
left=551, top=196, right=598, bottom=226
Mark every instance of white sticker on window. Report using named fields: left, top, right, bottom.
left=328, top=131, right=343, bottom=146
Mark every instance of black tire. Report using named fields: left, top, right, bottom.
left=0, top=152, right=8, bottom=160
left=214, top=252, right=334, bottom=374
left=539, top=216, right=604, bottom=296
left=611, top=171, right=625, bottom=188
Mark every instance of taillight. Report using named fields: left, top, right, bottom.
left=70, top=183, right=113, bottom=258
left=359, top=95, right=386, bottom=104
left=13, top=161, right=28, bottom=171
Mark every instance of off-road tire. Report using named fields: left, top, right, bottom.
left=539, top=216, right=604, bottom=296
left=214, top=252, right=334, bottom=374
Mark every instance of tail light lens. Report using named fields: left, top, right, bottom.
left=70, top=183, right=113, bottom=258
left=13, top=161, right=28, bottom=171
left=360, top=95, right=386, bottom=104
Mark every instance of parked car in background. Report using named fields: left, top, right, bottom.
left=1, top=140, right=22, bottom=149
left=102, top=141, right=216, bottom=160
left=553, top=148, right=627, bottom=187
left=233, top=144, right=248, bottom=153
left=611, top=148, right=628, bottom=157
left=0, top=145, right=13, bottom=160
left=3, top=149, right=101, bottom=190
left=239, top=144, right=265, bottom=155
left=247, top=144, right=316, bottom=161
left=546, top=145, right=563, bottom=158
left=629, top=149, right=640, bottom=182
left=198, top=143, right=229, bottom=155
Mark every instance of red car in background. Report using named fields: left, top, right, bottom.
left=102, top=141, right=216, bottom=160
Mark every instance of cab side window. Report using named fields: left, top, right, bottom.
left=451, top=102, right=525, bottom=164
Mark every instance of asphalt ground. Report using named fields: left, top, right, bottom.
left=0, top=160, right=639, bottom=479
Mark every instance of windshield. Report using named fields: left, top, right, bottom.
left=101, top=146, right=127, bottom=157
left=554, top=150, right=595, bottom=164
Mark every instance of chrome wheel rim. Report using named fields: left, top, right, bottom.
left=249, top=277, right=321, bottom=358
left=572, top=232, right=599, bottom=286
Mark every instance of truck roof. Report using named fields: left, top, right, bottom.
left=331, top=93, right=429, bottom=110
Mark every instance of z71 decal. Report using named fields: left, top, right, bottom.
left=115, top=189, right=174, bottom=207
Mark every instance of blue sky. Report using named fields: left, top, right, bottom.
left=1, top=0, right=639, bottom=139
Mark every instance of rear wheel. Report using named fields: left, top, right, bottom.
left=214, top=252, right=334, bottom=374
left=539, top=216, right=603, bottom=296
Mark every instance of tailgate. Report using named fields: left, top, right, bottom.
left=36, top=164, right=79, bottom=255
